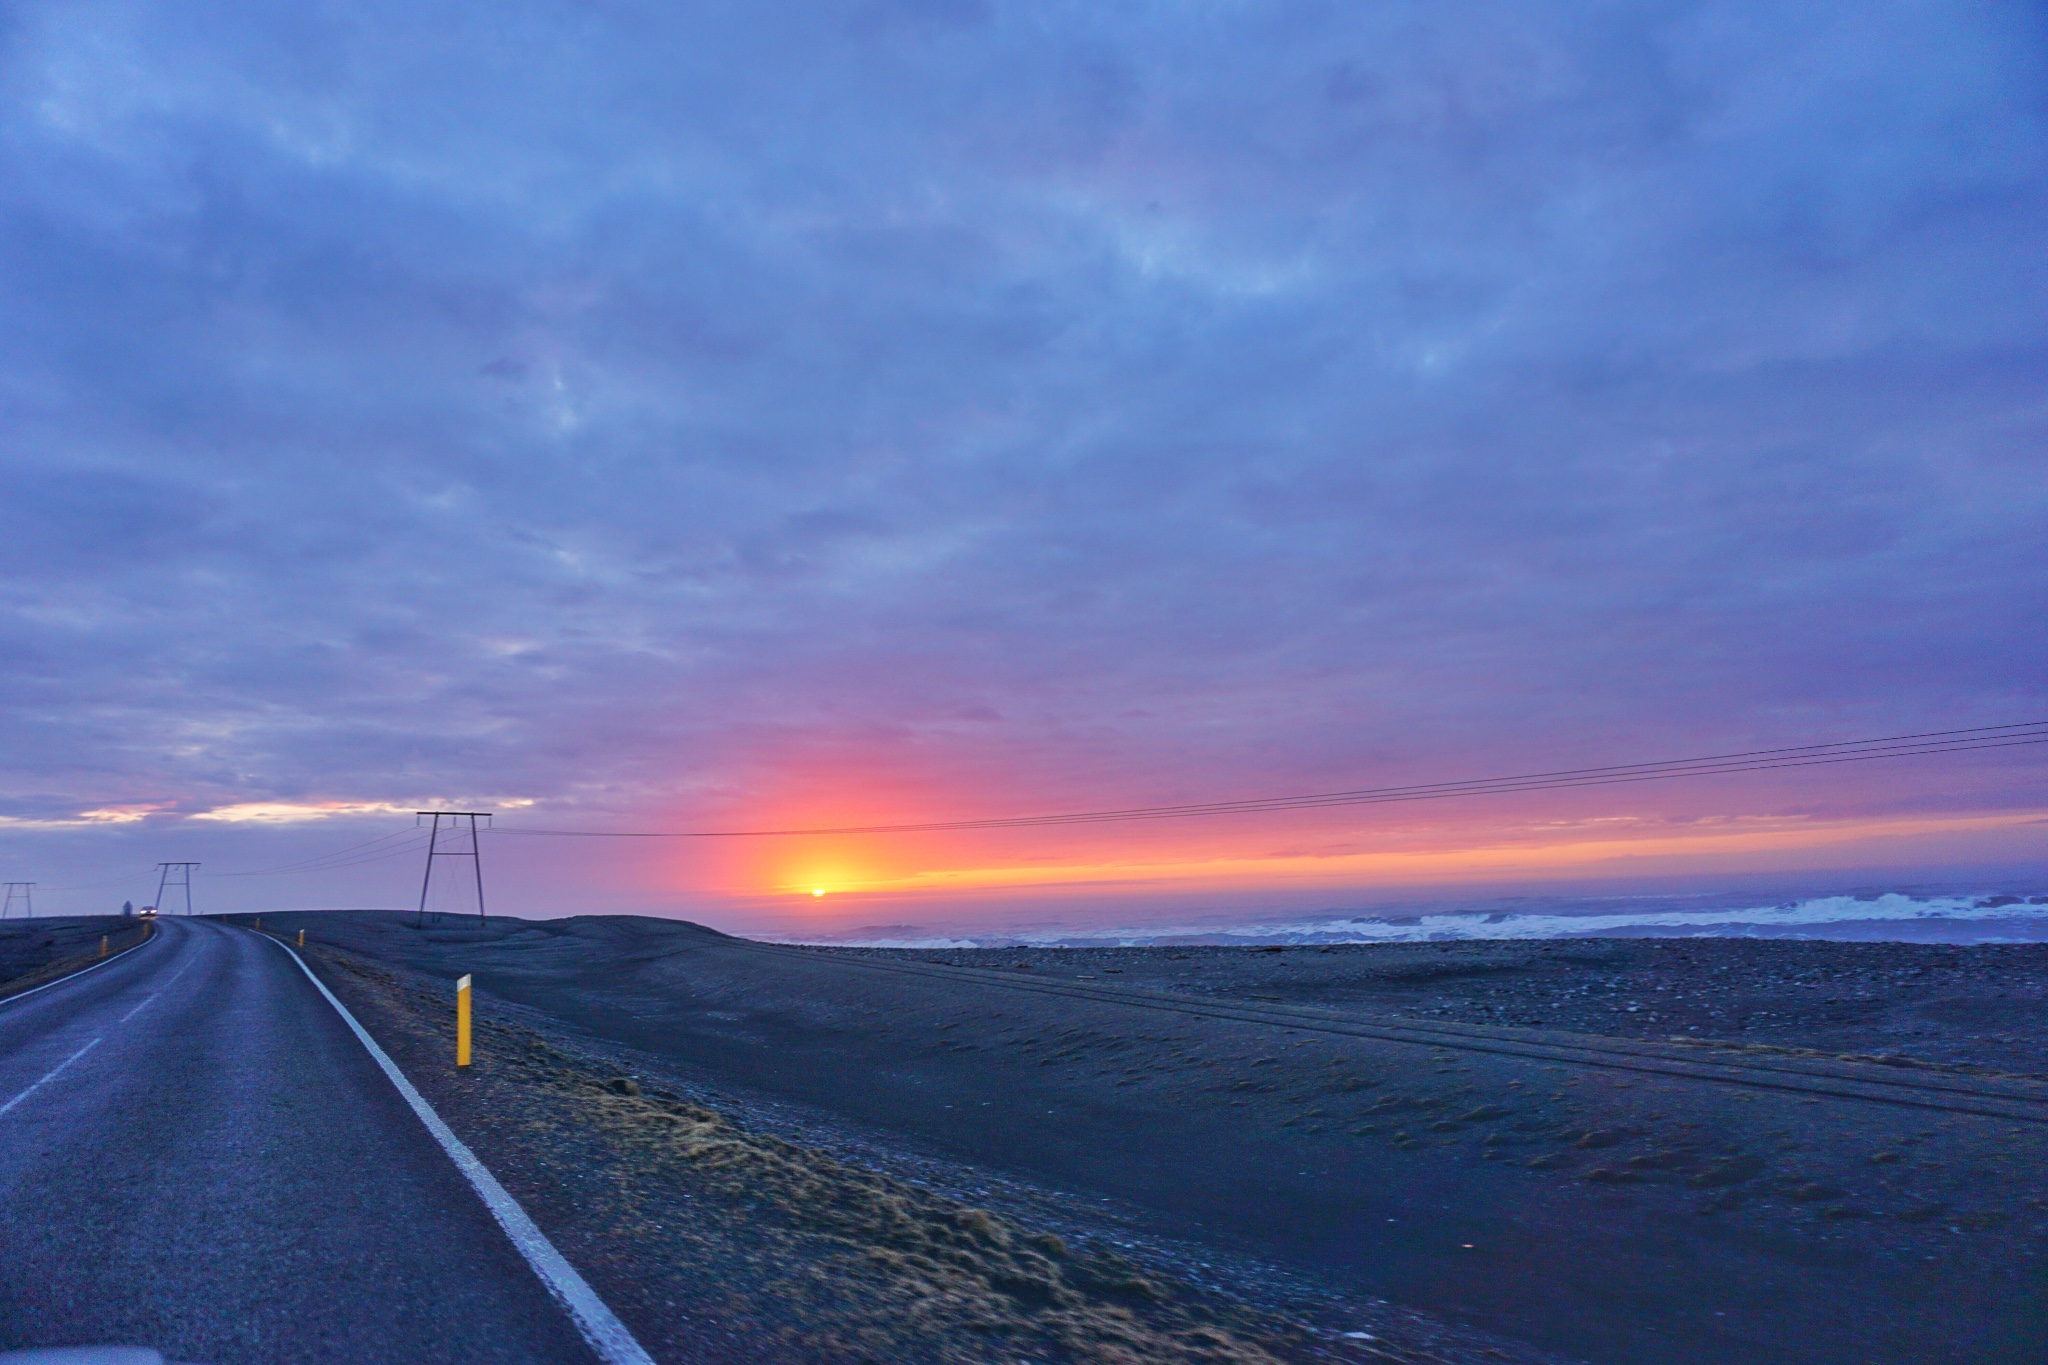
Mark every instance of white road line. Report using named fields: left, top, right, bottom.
left=120, top=957, right=197, bottom=1022
left=0, top=1037, right=103, bottom=1119
left=0, top=924, right=164, bottom=1010
left=257, top=933, right=659, bottom=1365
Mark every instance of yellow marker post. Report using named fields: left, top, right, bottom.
left=298, top=929, right=305, bottom=947
left=255, top=917, right=261, bottom=931
left=100, top=936, right=108, bottom=958
left=456, top=974, right=473, bottom=1068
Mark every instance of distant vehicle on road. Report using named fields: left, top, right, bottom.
left=138, top=906, right=157, bottom=917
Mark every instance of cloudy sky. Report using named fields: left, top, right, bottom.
left=1, top=0, right=2043, bottom=930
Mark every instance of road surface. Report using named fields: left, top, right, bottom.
left=0, top=917, right=607, bottom=1364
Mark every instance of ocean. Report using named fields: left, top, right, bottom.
left=775, top=887, right=2048, bottom=949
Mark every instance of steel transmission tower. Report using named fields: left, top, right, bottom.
left=154, top=863, right=199, bottom=916
left=1, top=883, right=32, bottom=919
left=416, top=811, right=492, bottom=927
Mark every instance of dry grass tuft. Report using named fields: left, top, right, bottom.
left=549, top=1047, right=1290, bottom=1363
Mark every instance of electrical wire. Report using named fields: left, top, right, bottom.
left=34, top=866, right=163, bottom=893
left=488, top=721, right=2048, bottom=838
left=15, top=722, right=2043, bottom=888
left=205, top=827, right=434, bottom=878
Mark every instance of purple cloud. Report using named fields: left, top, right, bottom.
left=0, top=1, right=2043, bottom=916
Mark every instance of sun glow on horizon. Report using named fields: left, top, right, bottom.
left=714, top=807, right=2048, bottom=907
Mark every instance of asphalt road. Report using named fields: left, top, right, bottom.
left=0, top=918, right=603, bottom=1364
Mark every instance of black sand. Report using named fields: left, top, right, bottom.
left=307, top=941, right=1531, bottom=1365
left=259, top=912, right=2048, bottom=1364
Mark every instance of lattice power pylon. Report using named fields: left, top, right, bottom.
left=154, top=863, right=199, bottom=916
left=1, top=883, right=32, bottom=920
left=416, top=811, right=492, bottom=927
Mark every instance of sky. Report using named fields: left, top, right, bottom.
left=1, top=0, right=2044, bottom=934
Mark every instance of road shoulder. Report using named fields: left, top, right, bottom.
left=299, top=939, right=1567, bottom=1365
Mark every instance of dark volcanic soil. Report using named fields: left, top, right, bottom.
left=0, top=915, right=141, bottom=1000
left=856, top=937, right=2048, bottom=1077
left=305, top=939, right=1534, bottom=1365
left=258, top=911, right=2048, bottom=1365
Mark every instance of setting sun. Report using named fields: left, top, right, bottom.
left=810, top=888, right=827, bottom=897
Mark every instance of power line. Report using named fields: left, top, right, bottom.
left=274, top=835, right=439, bottom=875
left=26, top=828, right=431, bottom=894
left=11, top=722, right=2040, bottom=889
left=41, top=865, right=162, bottom=893
left=212, top=826, right=425, bottom=874
left=209, top=840, right=434, bottom=878
left=488, top=721, right=2048, bottom=839
left=207, top=827, right=434, bottom=878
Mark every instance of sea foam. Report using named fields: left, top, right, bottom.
left=778, top=890, right=2048, bottom=949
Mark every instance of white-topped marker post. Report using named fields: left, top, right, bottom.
left=456, top=974, right=473, bottom=1068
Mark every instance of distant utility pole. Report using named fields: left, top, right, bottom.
left=154, top=863, right=199, bottom=917
left=1, top=883, right=32, bottom=920
left=416, top=812, right=492, bottom=927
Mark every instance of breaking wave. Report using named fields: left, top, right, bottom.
left=783, top=890, right=2048, bottom=949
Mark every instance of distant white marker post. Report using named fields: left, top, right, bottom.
left=456, top=974, right=473, bottom=1068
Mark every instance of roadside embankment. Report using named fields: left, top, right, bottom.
left=296, top=933, right=1518, bottom=1365
left=0, top=916, right=151, bottom=1003
left=260, top=911, right=2048, bottom=1365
